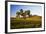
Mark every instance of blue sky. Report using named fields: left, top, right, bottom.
left=10, top=5, right=42, bottom=17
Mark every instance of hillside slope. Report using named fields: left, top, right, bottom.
left=10, top=16, right=42, bottom=29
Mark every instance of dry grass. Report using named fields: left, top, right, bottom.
left=10, top=16, right=42, bottom=29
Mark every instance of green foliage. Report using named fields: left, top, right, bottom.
left=25, top=10, right=30, bottom=15
left=16, top=9, right=31, bottom=18
left=20, top=9, right=23, bottom=13
left=16, top=11, right=20, bottom=15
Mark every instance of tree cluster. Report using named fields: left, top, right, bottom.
left=16, top=9, right=31, bottom=18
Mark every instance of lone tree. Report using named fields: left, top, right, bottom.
left=20, top=9, right=26, bottom=19
left=25, top=10, right=30, bottom=17
left=16, top=11, right=20, bottom=18
left=20, top=9, right=23, bottom=13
